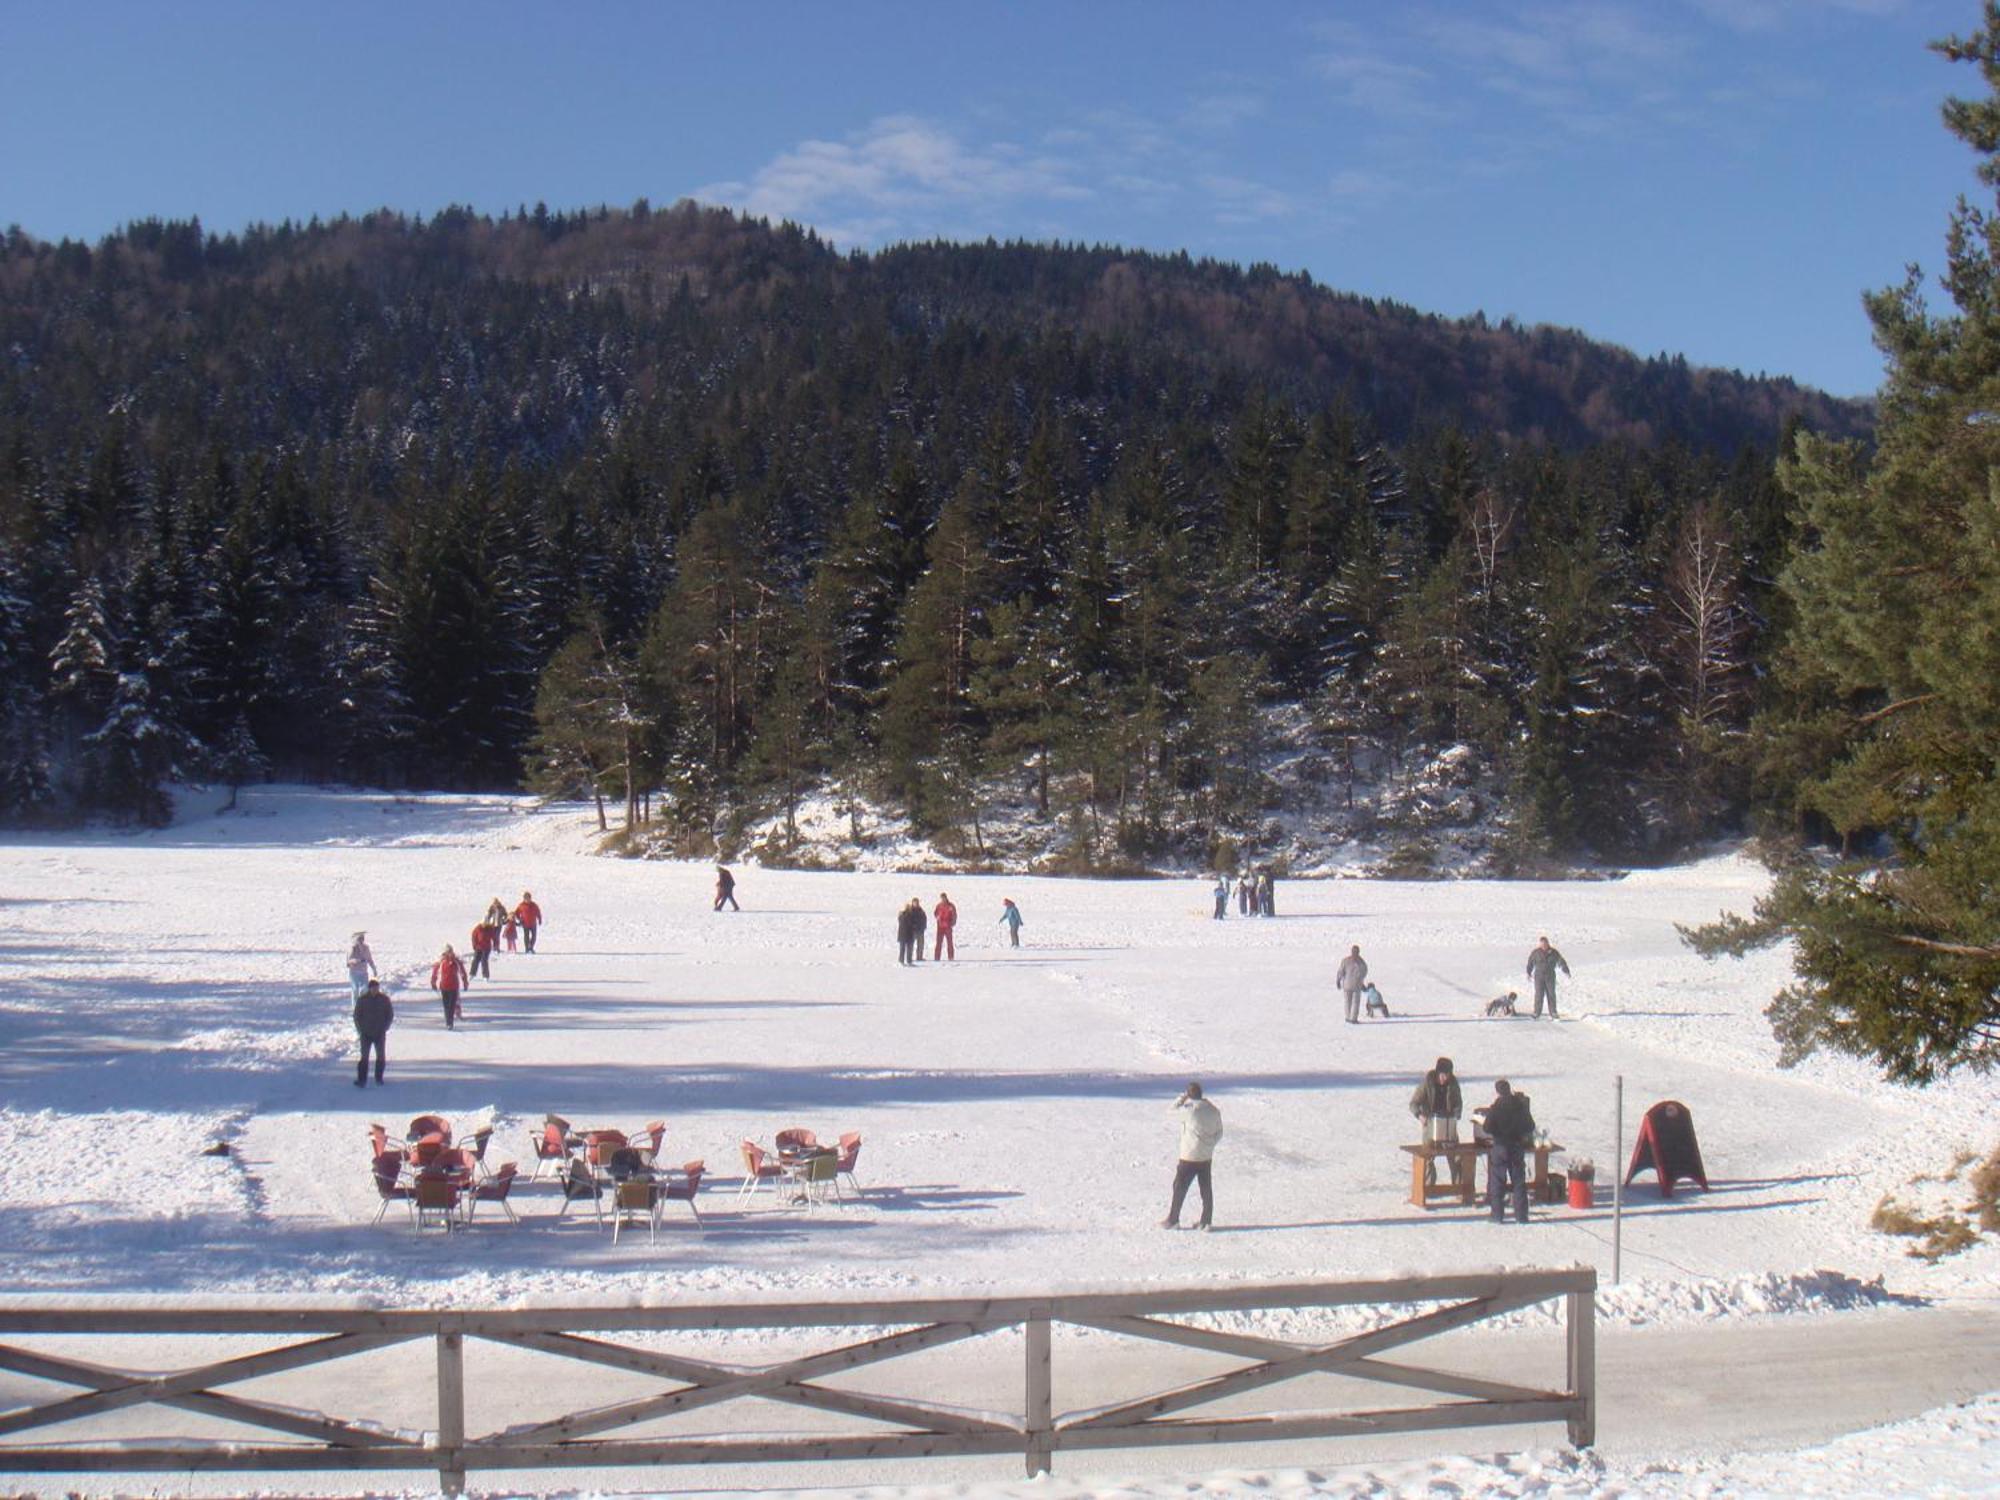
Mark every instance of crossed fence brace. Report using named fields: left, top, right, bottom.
left=0, top=1269, right=1594, bottom=1491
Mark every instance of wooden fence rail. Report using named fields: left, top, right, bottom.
left=0, top=1269, right=1594, bottom=1493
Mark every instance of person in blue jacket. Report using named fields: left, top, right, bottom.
left=999, top=898, right=1025, bottom=948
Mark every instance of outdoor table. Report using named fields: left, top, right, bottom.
left=1401, top=1143, right=1483, bottom=1209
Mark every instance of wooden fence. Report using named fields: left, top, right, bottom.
left=0, top=1268, right=1594, bottom=1492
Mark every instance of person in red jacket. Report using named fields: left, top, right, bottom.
left=468, top=921, right=495, bottom=980
left=431, top=944, right=469, bottom=1028
left=514, top=892, right=543, bottom=952
left=933, top=892, right=958, bottom=962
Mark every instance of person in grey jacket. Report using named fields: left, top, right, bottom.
left=1336, top=945, right=1369, bottom=1023
left=1526, top=935, right=1571, bottom=1018
left=352, top=979, right=393, bottom=1087
left=1161, top=1082, right=1223, bottom=1230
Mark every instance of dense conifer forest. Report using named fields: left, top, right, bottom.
left=0, top=202, right=1871, bottom=868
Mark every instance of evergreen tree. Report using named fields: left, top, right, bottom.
left=1685, top=5, right=2000, bottom=1079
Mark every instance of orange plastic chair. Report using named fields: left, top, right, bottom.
left=736, top=1140, right=785, bottom=1203
left=834, top=1132, right=864, bottom=1197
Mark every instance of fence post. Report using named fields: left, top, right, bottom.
left=1565, top=1279, right=1596, bottom=1448
left=437, top=1325, right=466, bottom=1496
left=1024, top=1314, right=1052, bottom=1477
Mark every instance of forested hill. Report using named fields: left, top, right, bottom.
left=0, top=202, right=1866, bottom=866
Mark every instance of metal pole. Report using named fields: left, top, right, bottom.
left=1612, top=1074, right=1624, bottom=1286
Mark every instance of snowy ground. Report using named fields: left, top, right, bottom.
left=0, top=786, right=1996, bottom=1496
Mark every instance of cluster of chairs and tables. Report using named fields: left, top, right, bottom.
left=369, top=1115, right=865, bottom=1242
left=736, top=1128, right=863, bottom=1211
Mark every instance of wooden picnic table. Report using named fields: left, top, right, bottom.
left=1401, top=1140, right=1565, bottom=1209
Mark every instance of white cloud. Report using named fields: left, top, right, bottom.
left=692, top=116, right=1085, bottom=246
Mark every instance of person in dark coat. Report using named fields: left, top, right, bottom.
left=1525, top=935, right=1571, bottom=1018
left=1409, top=1056, right=1464, bottom=1186
left=1212, top=876, right=1230, bottom=920
left=896, top=899, right=921, bottom=966
left=1259, top=871, right=1275, bottom=917
left=353, top=979, right=393, bottom=1087
left=911, top=897, right=927, bottom=961
left=1481, top=1079, right=1537, bottom=1223
left=714, top=865, right=740, bottom=912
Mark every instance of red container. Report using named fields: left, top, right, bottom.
left=1568, top=1176, right=1594, bottom=1210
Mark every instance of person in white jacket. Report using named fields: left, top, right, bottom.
left=1336, top=945, right=1369, bottom=1024
left=345, top=932, right=376, bottom=1001
left=1162, top=1082, right=1224, bottom=1230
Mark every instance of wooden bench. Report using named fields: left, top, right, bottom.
left=1400, top=1143, right=1483, bottom=1209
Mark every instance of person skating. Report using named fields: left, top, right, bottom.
left=431, top=944, right=468, bottom=1028
left=998, top=898, right=1024, bottom=948
left=1409, top=1056, right=1464, bottom=1188
left=1336, top=945, right=1369, bottom=1024
left=1481, top=1079, right=1537, bottom=1223
left=352, top=978, right=393, bottom=1087
left=468, top=920, right=495, bottom=981
left=1161, top=1081, right=1223, bottom=1230
left=714, top=865, right=739, bottom=912
left=345, top=931, right=377, bottom=1002
left=1212, top=876, right=1229, bottom=920
left=1525, top=935, right=1571, bottom=1018
left=933, top=892, right=958, bottom=961
left=896, top=899, right=922, bottom=966
left=514, top=892, right=543, bottom=953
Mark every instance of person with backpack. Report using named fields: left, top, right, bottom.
left=352, top=978, right=393, bottom=1087
left=1336, top=945, right=1369, bottom=1024
left=1481, top=1079, right=1538, bottom=1223
left=998, top=898, right=1025, bottom=948
left=468, top=920, right=495, bottom=981
left=933, top=892, right=958, bottom=961
left=431, top=944, right=468, bottom=1028
left=345, top=932, right=377, bottom=1002
left=514, top=892, right=543, bottom=953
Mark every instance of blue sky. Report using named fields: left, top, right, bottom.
left=0, top=1, right=1980, bottom=396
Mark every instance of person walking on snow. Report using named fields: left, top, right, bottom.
left=514, top=892, right=543, bottom=953
left=1525, top=935, right=1571, bottom=1019
left=431, top=944, right=468, bottom=1029
left=1409, top=1056, right=1465, bottom=1187
left=714, top=866, right=740, bottom=912
left=352, top=978, right=393, bottom=1087
left=468, top=921, right=495, bottom=981
left=933, top=893, right=958, bottom=962
left=896, top=899, right=922, bottom=966
left=346, top=932, right=377, bottom=1002
left=1212, top=876, right=1230, bottom=920
left=1259, top=871, right=1275, bottom=917
left=1161, top=1081, right=1223, bottom=1230
left=1481, top=1079, right=1538, bottom=1223
left=999, top=898, right=1025, bottom=948
left=1336, top=945, right=1369, bottom=1024
left=483, top=897, right=508, bottom=932
left=502, top=914, right=519, bottom=952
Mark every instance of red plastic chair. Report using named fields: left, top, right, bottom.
left=662, top=1160, right=705, bottom=1229
left=464, top=1163, right=520, bottom=1224
left=412, top=1170, right=459, bottom=1233
left=410, top=1135, right=449, bottom=1171
left=631, top=1119, right=666, bottom=1165
left=528, top=1120, right=573, bottom=1182
left=736, top=1140, right=785, bottom=1203
left=407, top=1114, right=452, bottom=1145
left=584, top=1130, right=628, bottom=1170
left=367, top=1123, right=389, bottom=1158
left=834, top=1132, right=863, bottom=1198
left=370, top=1151, right=412, bottom=1225
left=774, top=1127, right=819, bottom=1163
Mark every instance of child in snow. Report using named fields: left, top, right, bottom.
left=502, top=914, right=519, bottom=952
left=1363, top=982, right=1390, bottom=1018
left=999, top=899, right=1024, bottom=948
left=1485, top=991, right=1520, bottom=1018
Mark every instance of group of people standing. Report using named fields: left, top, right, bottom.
left=1211, top=869, right=1276, bottom=919
left=343, top=893, right=547, bottom=1083
left=895, top=894, right=1027, bottom=965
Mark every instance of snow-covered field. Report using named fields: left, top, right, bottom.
left=1, top=786, right=1996, bottom=1496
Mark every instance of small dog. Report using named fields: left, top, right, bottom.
left=1484, top=991, right=1519, bottom=1018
